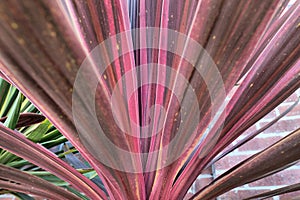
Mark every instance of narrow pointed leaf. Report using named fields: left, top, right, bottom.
left=0, top=113, right=46, bottom=129
left=245, top=182, right=300, bottom=200
left=24, top=119, right=51, bottom=142
left=0, top=164, right=81, bottom=200
left=171, top=3, right=300, bottom=197
left=0, top=86, right=18, bottom=118
left=191, top=128, right=300, bottom=200
left=0, top=78, right=10, bottom=108
left=0, top=123, right=107, bottom=199
left=209, top=97, right=300, bottom=165
left=12, top=192, right=34, bottom=200
left=3, top=92, right=23, bottom=129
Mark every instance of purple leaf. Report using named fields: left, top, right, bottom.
left=0, top=123, right=107, bottom=199
left=0, top=164, right=81, bottom=200
left=0, top=113, right=46, bottom=128
left=191, top=128, right=300, bottom=200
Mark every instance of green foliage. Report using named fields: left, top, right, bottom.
left=0, top=78, right=98, bottom=199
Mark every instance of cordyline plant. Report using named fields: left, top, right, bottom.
left=0, top=0, right=300, bottom=199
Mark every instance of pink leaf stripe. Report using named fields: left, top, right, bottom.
left=0, top=0, right=299, bottom=199
left=0, top=164, right=81, bottom=200
left=0, top=124, right=107, bottom=199
left=191, top=128, right=300, bottom=200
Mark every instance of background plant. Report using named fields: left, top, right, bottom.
left=0, top=78, right=106, bottom=199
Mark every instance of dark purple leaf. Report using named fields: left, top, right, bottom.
left=0, top=113, right=46, bottom=128
left=245, top=182, right=300, bottom=200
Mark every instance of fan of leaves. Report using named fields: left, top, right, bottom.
left=0, top=0, right=300, bottom=199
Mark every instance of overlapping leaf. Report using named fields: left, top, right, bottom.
left=0, top=124, right=106, bottom=199
left=0, top=164, right=81, bottom=200
left=191, top=128, right=300, bottom=200
left=0, top=0, right=299, bottom=199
